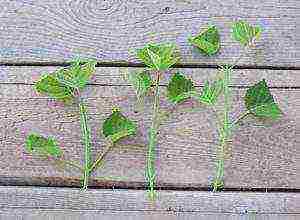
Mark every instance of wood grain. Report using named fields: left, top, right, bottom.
left=0, top=0, right=299, bottom=67
left=0, top=67, right=298, bottom=188
left=1, top=209, right=299, bottom=220
left=1, top=66, right=300, bottom=87
left=0, top=187, right=299, bottom=215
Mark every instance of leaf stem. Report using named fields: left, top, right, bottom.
left=78, top=98, right=92, bottom=190
left=89, top=141, right=114, bottom=173
left=229, top=111, right=251, bottom=129
left=147, top=70, right=161, bottom=200
left=54, top=158, right=84, bottom=172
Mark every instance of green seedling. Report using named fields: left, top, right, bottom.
left=25, top=59, right=137, bottom=190
left=189, top=20, right=282, bottom=191
left=127, top=43, right=198, bottom=200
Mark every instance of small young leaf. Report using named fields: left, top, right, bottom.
left=232, top=20, right=262, bottom=46
left=127, top=71, right=153, bottom=99
left=166, top=72, right=195, bottom=104
left=136, top=43, right=179, bottom=71
left=188, top=25, right=220, bottom=56
left=35, top=60, right=96, bottom=101
left=199, top=78, right=224, bottom=105
left=102, top=108, right=137, bottom=143
left=245, top=79, right=282, bottom=119
left=25, top=133, right=62, bottom=158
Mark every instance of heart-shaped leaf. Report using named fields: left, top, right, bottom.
left=232, top=20, right=262, bottom=46
left=127, top=71, right=153, bottom=99
left=25, top=133, right=62, bottom=158
left=245, top=79, right=282, bottom=119
left=188, top=25, right=220, bottom=56
left=102, top=108, right=137, bottom=143
left=166, top=72, right=195, bottom=104
left=199, top=78, right=224, bottom=105
left=136, top=43, right=179, bottom=71
left=35, top=59, right=96, bottom=102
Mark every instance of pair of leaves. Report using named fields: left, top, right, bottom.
left=136, top=43, right=179, bottom=71
left=188, top=25, right=220, bottom=56
left=188, top=21, right=262, bottom=56
left=25, top=109, right=137, bottom=157
left=166, top=72, right=223, bottom=106
left=245, top=79, right=282, bottom=119
left=127, top=71, right=197, bottom=105
left=35, top=59, right=97, bottom=102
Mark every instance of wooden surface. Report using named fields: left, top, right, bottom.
left=0, top=0, right=299, bottom=218
left=1, top=210, right=299, bottom=220
left=0, top=186, right=299, bottom=218
left=0, top=67, right=299, bottom=189
left=0, top=0, right=299, bottom=67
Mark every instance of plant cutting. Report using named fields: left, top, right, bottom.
left=187, top=21, right=282, bottom=191
left=25, top=59, right=137, bottom=190
left=127, top=43, right=201, bottom=200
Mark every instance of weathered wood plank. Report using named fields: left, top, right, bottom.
left=0, top=187, right=299, bottom=215
left=0, top=209, right=299, bottom=220
left=0, top=73, right=298, bottom=188
left=0, top=0, right=299, bottom=67
left=1, top=66, right=300, bottom=87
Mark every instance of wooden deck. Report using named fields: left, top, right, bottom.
left=0, top=0, right=299, bottom=219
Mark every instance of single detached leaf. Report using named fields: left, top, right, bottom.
left=188, top=25, right=220, bottom=56
left=102, top=108, right=137, bottom=143
left=245, top=79, right=282, bottom=119
left=232, top=20, right=262, bottom=46
left=136, top=43, right=179, bottom=71
left=199, top=78, right=224, bottom=105
left=127, top=71, right=153, bottom=99
left=166, top=72, right=195, bottom=104
left=25, top=133, right=62, bottom=158
left=35, top=59, right=96, bottom=101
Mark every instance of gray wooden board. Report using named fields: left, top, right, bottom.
left=0, top=209, right=299, bottom=220
left=1, top=66, right=300, bottom=87
left=0, top=67, right=298, bottom=189
left=0, top=0, right=299, bottom=67
left=0, top=187, right=299, bottom=215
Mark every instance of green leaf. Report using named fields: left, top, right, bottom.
left=35, top=73, right=75, bottom=102
left=245, top=79, right=282, bottom=119
left=127, top=71, right=153, bottom=99
left=199, top=78, right=224, bottom=105
left=188, top=25, right=220, bottom=56
left=232, top=20, right=262, bottom=46
left=166, top=72, right=195, bottom=104
left=35, top=59, right=96, bottom=101
left=136, top=43, right=179, bottom=71
left=102, top=108, right=137, bottom=143
left=25, top=133, right=62, bottom=158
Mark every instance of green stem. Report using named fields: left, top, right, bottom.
left=57, top=159, right=84, bottom=172
left=212, top=65, right=231, bottom=191
left=229, top=111, right=250, bottom=130
left=212, top=38, right=258, bottom=191
left=79, top=100, right=92, bottom=190
left=89, top=141, right=114, bottom=174
left=147, top=70, right=161, bottom=200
